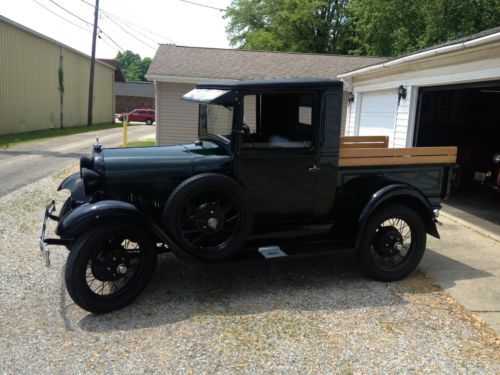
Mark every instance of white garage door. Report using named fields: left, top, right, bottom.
left=358, top=90, right=397, bottom=145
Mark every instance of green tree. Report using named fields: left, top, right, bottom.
left=225, top=0, right=500, bottom=57
left=116, top=50, right=152, bottom=81
left=225, top=0, right=352, bottom=54
left=350, top=0, right=500, bottom=56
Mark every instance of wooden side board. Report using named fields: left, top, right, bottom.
left=339, top=146, right=457, bottom=167
left=340, top=135, right=389, bottom=149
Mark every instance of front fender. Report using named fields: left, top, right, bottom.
left=55, top=200, right=171, bottom=244
left=353, top=183, right=439, bottom=248
left=58, top=172, right=80, bottom=191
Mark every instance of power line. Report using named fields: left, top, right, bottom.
left=104, top=13, right=166, bottom=45
left=103, top=14, right=156, bottom=51
left=100, top=30, right=125, bottom=51
left=80, top=0, right=176, bottom=44
left=179, top=0, right=225, bottom=11
left=33, top=0, right=92, bottom=32
left=46, top=0, right=94, bottom=27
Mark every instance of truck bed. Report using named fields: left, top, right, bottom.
left=337, top=136, right=457, bottom=206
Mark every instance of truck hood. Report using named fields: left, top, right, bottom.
left=81, top=140, right=233, bottom=209
left=101, top=140, right=232, bottom=186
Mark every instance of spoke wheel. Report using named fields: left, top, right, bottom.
left=163, top=173, right=253, bottom=261
left=356, top=204, right=426, bottom=281
left=65, top=223, right=156, bottom=314
left=369, top=217, right=414, bottom=272
left=177, top=189, right=242, bottom=251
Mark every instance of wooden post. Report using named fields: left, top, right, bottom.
left=87, top=0, right=100, bottom=127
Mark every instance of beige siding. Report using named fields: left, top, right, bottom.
left=157, top=82, right=197, bottom=145
left=0, top=18, right=114, bottom=135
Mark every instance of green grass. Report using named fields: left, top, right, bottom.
left=122, top=139, right=155, bottom=147
left=0, top=122, right=125, bottom=148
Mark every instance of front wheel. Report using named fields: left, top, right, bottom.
left=356, top=204, right=426, bottom=281
left=64, top=222, right=157, bottom=313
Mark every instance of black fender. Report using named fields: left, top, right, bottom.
left=58, top=172, right=80, bottom=191
left=355, top=183, right=439, bottom=249
left=339, top=180, right=439, bottom=248
left=55, top=200, right=191, bottom=259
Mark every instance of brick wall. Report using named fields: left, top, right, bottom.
left=116, top=96, right=155, bottom=114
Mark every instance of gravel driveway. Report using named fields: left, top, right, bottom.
left=0, top=167, right=498, bottom=374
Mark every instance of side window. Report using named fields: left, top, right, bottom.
left=242, top=93, right=315, bottom=149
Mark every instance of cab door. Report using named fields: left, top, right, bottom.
left=236, top=91, right=320, bottom=222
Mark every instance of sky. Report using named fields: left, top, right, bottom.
left=0, top=0, right=233, bottom=59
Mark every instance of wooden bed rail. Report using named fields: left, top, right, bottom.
left=340, top=135, right=389, bottom=149
left=339, top=146, right=458, bottom=167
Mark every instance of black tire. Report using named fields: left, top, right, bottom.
left=356, top=204, right=426, bottom=281
left=162, top=173, right=253, bottom=261
left=64, top=222, right=157, bottom=314
left=145, top=118, right=153, bottom=125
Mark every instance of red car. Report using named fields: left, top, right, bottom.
left=117, top=109, right=155, bottom=125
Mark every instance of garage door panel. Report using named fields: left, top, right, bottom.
left=358, top=90, right=397, bottom=143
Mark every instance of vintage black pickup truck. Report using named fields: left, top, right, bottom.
left=40, top=78, right=457, bottom=313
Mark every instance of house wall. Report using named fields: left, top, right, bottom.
left=157, top=82, right=197, bottom=145
left=345, top=42, right=500, bottom=146
left=0, top=18, right=115, bottom=135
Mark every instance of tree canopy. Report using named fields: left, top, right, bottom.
left=225, top=0, right=500, bottom=56
left=115, top=51, right=152, bottom=81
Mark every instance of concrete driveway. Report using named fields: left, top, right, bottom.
left=421, top=212, right=500, bottom=334
left=0, top=125, right=155, bottom=197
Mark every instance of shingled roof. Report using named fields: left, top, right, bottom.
left=146, top=45, right=387, bottom=81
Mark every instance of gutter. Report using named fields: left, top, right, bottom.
left=339, top=31, right=500, bottom=78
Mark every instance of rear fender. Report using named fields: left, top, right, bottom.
left=55, top=200, right=187, bottom=256
left=341, top=182, right=439, bottom=249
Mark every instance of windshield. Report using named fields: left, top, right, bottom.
left=199, top=104, right=234, bottom=142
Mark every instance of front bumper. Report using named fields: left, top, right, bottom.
left=39, top=200, right=72, bottom=267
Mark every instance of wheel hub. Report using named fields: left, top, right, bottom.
left=373, top=226, right=404, bottom=257
left=195, top=202, right=225, bottom=234
left=91, top=248, right=129, bottom=281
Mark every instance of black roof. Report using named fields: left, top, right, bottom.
left=196, top=77, right=342, bottom=90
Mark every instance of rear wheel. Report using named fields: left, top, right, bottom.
left=356, top=204, right=426, bottom=281
left=145, top=118, right=153, bottom=125
left=64, top=222, right=157, bottom=313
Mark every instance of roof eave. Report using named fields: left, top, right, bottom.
left=338, top=31, right=500, bottom=79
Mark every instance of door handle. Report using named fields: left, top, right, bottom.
left=308, top=165, right=321, bottom=173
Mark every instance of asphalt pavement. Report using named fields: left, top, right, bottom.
left=0, top=125, right=155, bottom=197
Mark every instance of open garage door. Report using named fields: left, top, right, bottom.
left=414, top=81, right=500, bottom=227
left=358, top=90, right=398, bottom=145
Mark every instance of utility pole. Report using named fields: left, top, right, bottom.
left=87, top=0, right=99, bottom=126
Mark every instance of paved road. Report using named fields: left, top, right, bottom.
left=0, top=125, right=155, bottom=197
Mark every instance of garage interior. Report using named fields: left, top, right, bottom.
left=415, top=82, right=500, bottom=228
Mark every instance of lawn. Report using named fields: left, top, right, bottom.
left=0, top=122, right=125, bottom=148
left=122, top=139, right=156, bottom=147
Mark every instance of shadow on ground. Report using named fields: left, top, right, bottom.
left=421, top=248, right=495, bottom=294
left=76, top=250, right=442, bottom=333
